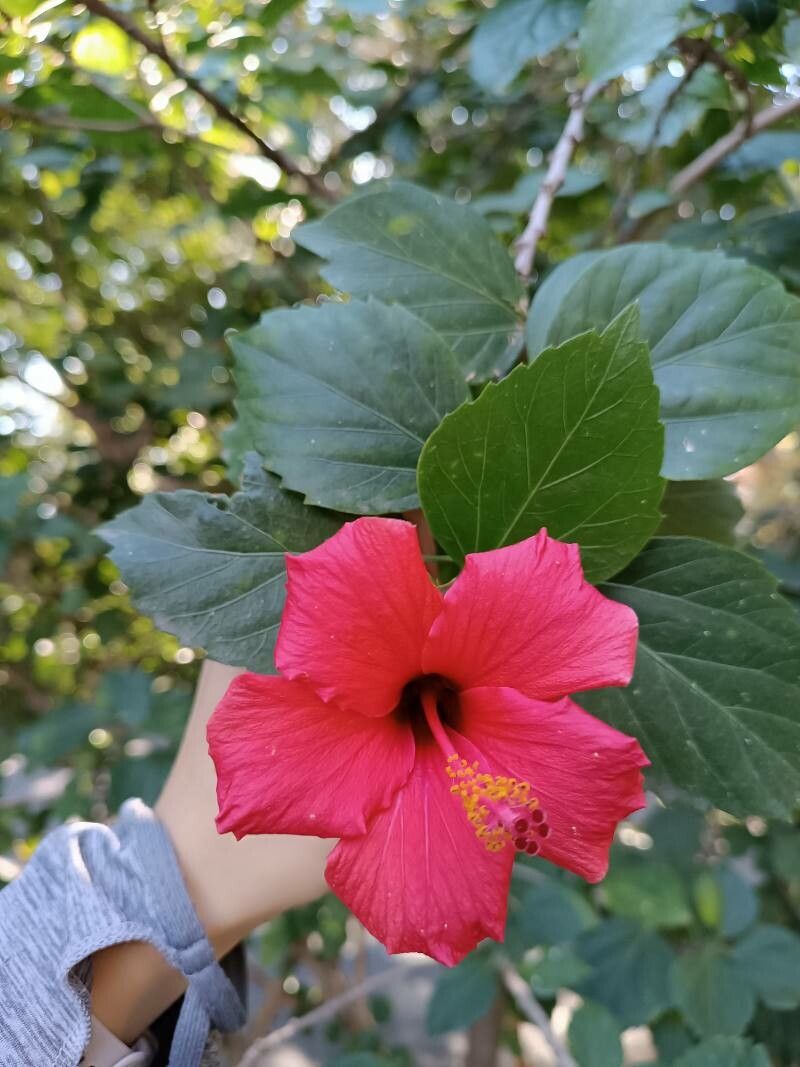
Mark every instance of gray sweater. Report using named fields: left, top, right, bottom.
left=0, top=800, right=245, bottom=1067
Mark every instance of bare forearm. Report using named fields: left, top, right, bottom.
left=91, top=661, right=332, bottom=1045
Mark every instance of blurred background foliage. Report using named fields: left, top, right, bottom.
left=3, top=0, right=800, bottom=1062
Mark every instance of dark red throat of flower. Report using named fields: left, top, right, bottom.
left=419, top=685, right=550, bottom=857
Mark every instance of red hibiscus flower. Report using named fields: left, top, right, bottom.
left=207, top=518, right=648, bottom=965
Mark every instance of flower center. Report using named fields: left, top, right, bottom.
left=419, top=686, right=550, bottom=856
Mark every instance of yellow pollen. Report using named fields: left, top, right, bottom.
left=446, top=754, right=548, bottom=855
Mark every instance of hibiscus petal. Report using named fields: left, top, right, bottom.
left=457, top=686, right=648, bottom=882
left=276, top=518, right=443, bottom=717
left=423, top=529, right=637, bottom=701
left=325, top=735, right=513, bottom=966
left=208, top=673, right=415, bottom=839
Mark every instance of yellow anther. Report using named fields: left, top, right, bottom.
left=445, top=752, right=548, bottom=855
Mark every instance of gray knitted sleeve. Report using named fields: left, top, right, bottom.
left=0, top=799, right=245, bottom=1067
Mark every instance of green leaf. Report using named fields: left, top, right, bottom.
left=658, top=480, right=743, bottom=545
left=526, top=244, right=800, bottom=479
left=723, top=131, right=800, bottom=176
left=259, top=0, right=305, bottom=29
left=672, top=1037, right=771, bottom=1067
left=230, top=299, right=468, bottom=514
left=602, top=857, right=692, bottom=930
left=109, top=754, right=173, bottom=810
left=470, top=0, right=587, bottom=93
left=512, top=880, right=594, bottom=946
left=474, top=166, right=606, bottom=218
left=2, top=0, right=45, bottom=14
left=295, top=181, right=524, bottom=379
left=576, top=919, right=676, bottom=1026
left=579, top=0, right=691, bottom=82
left=770, top=828, right=800, bottom=882
left=652, top=1017, right=696, bottom=1064
left=426, top=956, right=498, bottom=1035
left=732, top=925, right=800, bottom=1010
left=97, top=669, right=152, bottom=728
left=14, top=703, right=105, bottom=765
left=672, top=945, right=756, bottom=1037
left=604, top=68, right=729, bottom=151
left=72, top=22, right=133, bottom=76
left=581, top=538, right=800, bottom=819
left=695, top=0, right=779, bottom=32
left=0, top=474, right=29, bottom=522
left=527, top=947, right=592, bottom=996
left=716, top=866, right=759, bottom=938
left=569, top=1001, right=623, bottom=1067
left=418, top=306, right=665, bottom=582
left=99, top=455, right=341, bottom=672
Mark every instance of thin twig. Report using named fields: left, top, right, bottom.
left=79, top=0, right=331, bottom=198
left=499, top=960, right=578, bottom=1067
left=236, top=962, right=431, bottom=1065
left=513, top=80, right=605, bottom=278
left=669, top=92, right=800, bottom=195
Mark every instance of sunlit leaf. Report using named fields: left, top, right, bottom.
left=72, top=22, right=134, bottom=77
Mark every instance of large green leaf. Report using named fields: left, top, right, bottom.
left=418, top=306, right=665, bottom=582
left=470, top=0, right=587, bottom=93
left=100, top=455, right=341, bottom=672
left=575, top=919, right=676, bottom=1026
left=581, top=538, right=800, bottom=819
left=230, top=299, right=468, bottom=514
left=526, top=244, right=800, bottom=479
left=672, top=945, right=756, bottom=1037
left=295, top=181, right=524, bottom=379
left=426, top=956, right=498, bottom=1035
left=568, top=1001, right=623, bottom=1067
left=579, top=0, right=692, bottom=81
left=673, top=1037, right=771, bottom=1067
left=732, top=925, right=800, bottom=1010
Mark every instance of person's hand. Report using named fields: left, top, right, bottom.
left=91, top=660, right=333, bottom=1044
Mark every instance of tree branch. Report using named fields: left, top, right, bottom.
left=669, top=93, right=800, bottom=195
left=236, top=963, right=430, bottom=1066
left=79, top=0, right=332, bottom=199
left=499, top=960, right=578, bottom=1067
left=514, top=81, right=605, bottom=278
